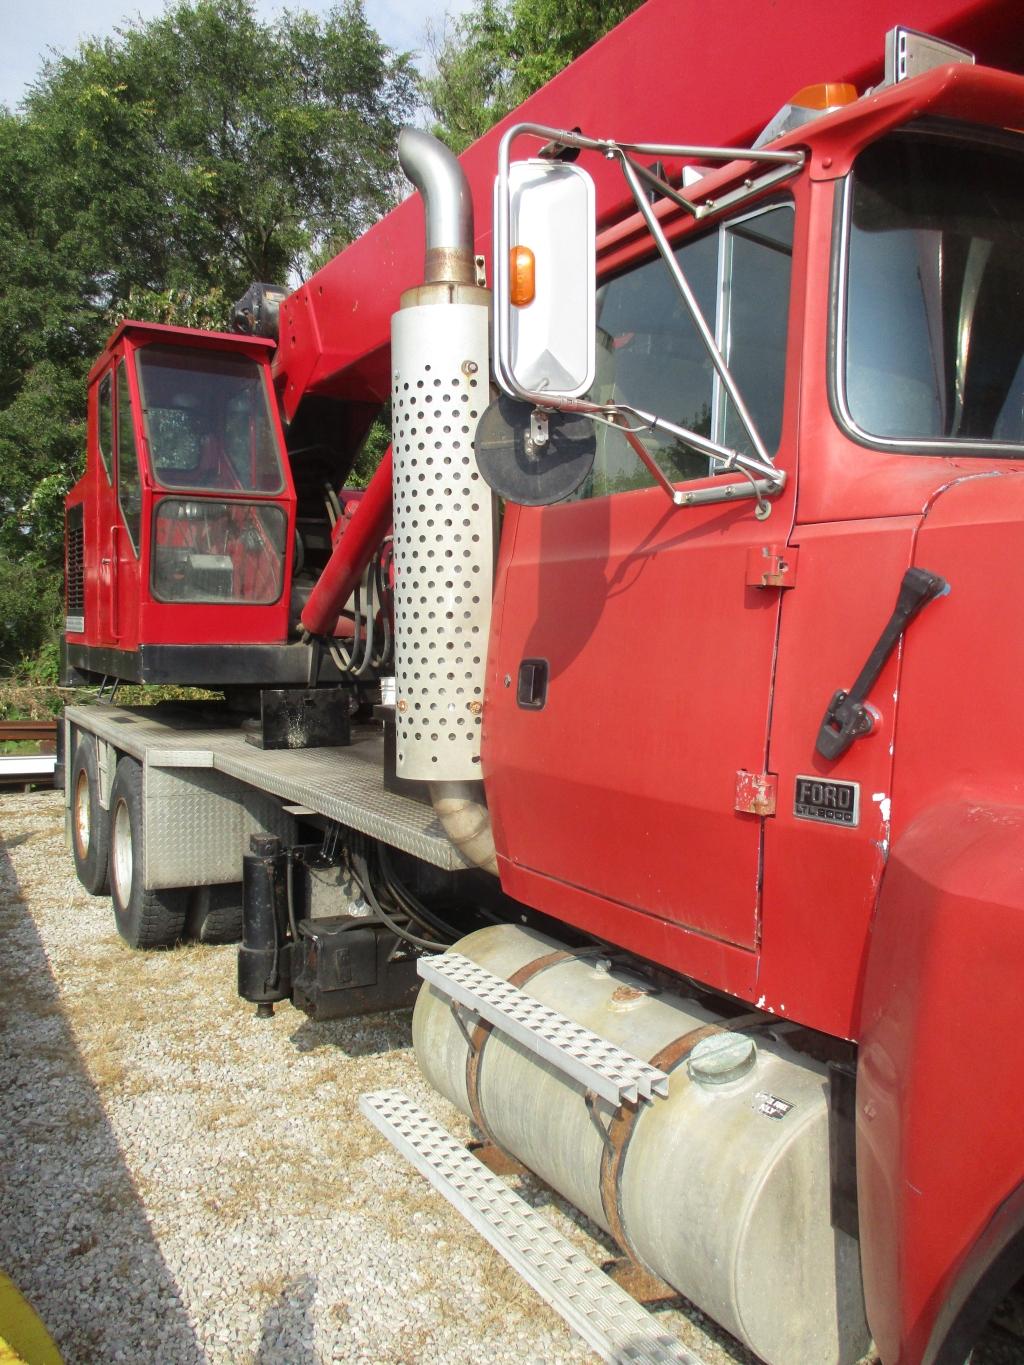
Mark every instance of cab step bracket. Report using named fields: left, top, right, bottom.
left=417, top=952, right=670, bottom=1106
left=360, top=1088, right=702, bottom=1365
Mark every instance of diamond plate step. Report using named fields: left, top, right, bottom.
left=416, top=953, right=669, bottom=1106
left=360, top=1089, right=701, bottom=1365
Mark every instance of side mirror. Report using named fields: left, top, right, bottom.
left=494, top=159, right=596, bottom=400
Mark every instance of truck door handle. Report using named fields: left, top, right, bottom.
left=517, top=658, right=549, bottom=710
left=815, top=567, right=948, bottom=761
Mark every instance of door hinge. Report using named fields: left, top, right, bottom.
left=746, top=544, right=798, bottom=589
left=735, top=770, right=778, bottom=816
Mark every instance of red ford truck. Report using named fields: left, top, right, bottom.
left=61, top=2, right=1024, bottom=1359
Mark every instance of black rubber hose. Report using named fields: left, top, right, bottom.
left=349, top=846, right=443, bottom=953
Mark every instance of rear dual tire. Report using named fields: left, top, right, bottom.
left=71, top=737, right=110, bottom=896
left=108, top=756, right=188, bottom=950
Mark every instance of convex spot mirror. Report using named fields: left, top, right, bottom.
left=476, top=394, right=596, bottom=506
left=494, top=160, right=596, bottom=401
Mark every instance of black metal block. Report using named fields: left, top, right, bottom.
left=290, top=918, right=420, bottom=1021
left=246, top=687, right=352, bottom=750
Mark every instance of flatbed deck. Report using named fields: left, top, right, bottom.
left=64, top=703, right=469, bottom=871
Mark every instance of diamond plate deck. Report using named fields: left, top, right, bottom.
left=65, top=704, right=470, bottom=870
left=417, top=953, right=670, bottom=1106
left=360, top=1089, right=700, bottom=1365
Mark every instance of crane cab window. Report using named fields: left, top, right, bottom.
left=97, top=371, right=113, bottom=480
left=577, top=202, right=793, bottom=499
left=116, top=363, right=142, bottom=554
left=134, top=345, right=285, bottom=494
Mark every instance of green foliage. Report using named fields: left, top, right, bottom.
left=0, top=0, right=414, bottom=669
left=0, top=554, right=62, bottom=667
left=422, top=0, right=644, bottom=153
left=348, top=412, right=392, bottom=488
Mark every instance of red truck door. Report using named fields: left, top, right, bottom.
left=485, top=202, right=797, bottom=953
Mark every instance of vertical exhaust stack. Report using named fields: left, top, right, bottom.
left=391, top=130, right=497, bottom=874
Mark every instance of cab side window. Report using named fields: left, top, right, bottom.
left=97, top=372, right=113, bottom=480
left=577, top=202, right=793, bottom=499
left=116, top=362, right=142, bottom=554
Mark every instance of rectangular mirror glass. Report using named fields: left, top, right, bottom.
left=495, top=160, right=596, bottom=399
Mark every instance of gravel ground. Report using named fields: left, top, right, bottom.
left=0, top=788, right=759, bottom=1365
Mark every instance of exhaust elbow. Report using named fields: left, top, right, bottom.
left=398, top=128, right=476, bottom=286
left=430, top=782, right=498, bottom=876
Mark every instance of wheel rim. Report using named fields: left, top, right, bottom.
left=73, top=769, right=91, bottom=858
left=111, top=798, right=133, bottom=906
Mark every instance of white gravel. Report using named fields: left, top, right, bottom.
left=0, top=788, right=756, bottom=1365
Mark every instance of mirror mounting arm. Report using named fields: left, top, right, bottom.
left=615, top=150, right=775, bottom=472
left=494, top=123, right=802, bottom=511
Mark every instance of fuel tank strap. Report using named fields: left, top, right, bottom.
left=464, top=948, right=576, bottom=1151
left=598, top=1012, right=765, bottom=1268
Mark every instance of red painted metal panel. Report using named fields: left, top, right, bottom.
left=856, top=473, right=1024, bottom=1360
left=498, top=857, right=758, bottom=1002
left=758, top=517, right=917, bottom=1038
left=484, top=471, right=796, bottom=952
left=858, top=803, right=1024, bottom=1363
left=275, top=0, right=1024, bottom=416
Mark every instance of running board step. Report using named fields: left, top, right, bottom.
left=417, top=952, right=669, bottom=1106
left=360, top=1089, right=702, bottom=1365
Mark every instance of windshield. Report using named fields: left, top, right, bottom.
left=135, top=345, right=285, bottom=492
left=842, top=130, right=1024, bottom=449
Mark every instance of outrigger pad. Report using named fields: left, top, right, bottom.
left=475, top=393, right=595, bottom=506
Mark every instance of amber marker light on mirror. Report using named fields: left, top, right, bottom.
left=510, top=246, right=536, bottom=306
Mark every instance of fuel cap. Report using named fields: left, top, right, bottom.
left=687, top=1032, right=757, bottom=1087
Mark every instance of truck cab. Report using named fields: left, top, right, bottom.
left=479, top=59, right=1024, bottom=1364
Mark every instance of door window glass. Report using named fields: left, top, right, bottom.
left=577, top=203, right=793, bottom=499
left=116, top=363, right=142, bottom=555
left=97, top=372, right=113, bottom=480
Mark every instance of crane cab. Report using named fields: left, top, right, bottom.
left=63, top=322, right=297, bottom=687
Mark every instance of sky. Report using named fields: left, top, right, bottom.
left=0, top=0, right=474, bottom=111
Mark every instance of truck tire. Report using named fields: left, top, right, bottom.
left=186, top=884, right=244, bottom=945
left=71, top=736, right=110, bottom=896
left=108, top=756, right=187, bottom=949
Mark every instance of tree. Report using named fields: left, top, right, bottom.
left=0, top=0, right=414, bottom=666
left=422, top=0, right=644, bottom=153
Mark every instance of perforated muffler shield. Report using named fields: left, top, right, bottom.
left=391, top=302, right=492, bottom=781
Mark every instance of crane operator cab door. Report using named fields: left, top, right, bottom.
left=485, top=187, right=798, bottom=973
left=83, top=354, right=145, bottom=652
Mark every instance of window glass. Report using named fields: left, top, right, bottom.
left=844, top=133, right=1024, bottom=446
left=116, top=363, right=142, bottom=554
left=135, top=345, right=284, bottom=492
left=721, top=210, right=793, bottom=454
left=97, top=372, right=113, bottom=479
left=151, top=500, right=286, bottom=604
left=575, top=203, right=793, bottom=499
